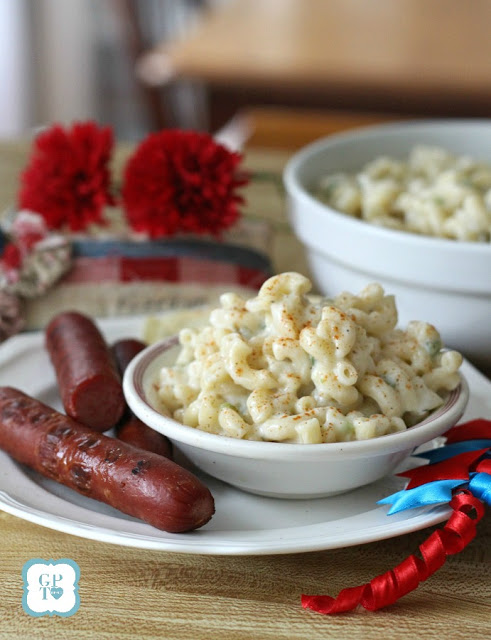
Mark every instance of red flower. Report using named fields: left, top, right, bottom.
left=122, top=130, right=248, bottom=238
left=18, top=121, right=115, bottom=232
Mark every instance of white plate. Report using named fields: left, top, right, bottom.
left=0, top=315, right=489, bottom=556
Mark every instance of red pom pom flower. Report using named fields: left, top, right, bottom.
left=18, top=121, right=115, bottom=232
left=122, top=130, right=248, bottom=238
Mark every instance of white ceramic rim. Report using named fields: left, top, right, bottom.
left=283, top=118, right=491, bottom=257
left=123, top=336, right=469, bottom=462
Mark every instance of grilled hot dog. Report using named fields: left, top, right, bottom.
left=45, top=311, right=125, bottom=432
left=111, top=338, right=173, bottom=458
left=0, top=387, right=214, bottom=532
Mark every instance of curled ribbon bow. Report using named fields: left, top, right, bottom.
left=302, top=418, right=491, bottom=614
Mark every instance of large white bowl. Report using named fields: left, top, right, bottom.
left=123, top=336, right=469, bottom=500
left=283, top=120, right=491, bottom=369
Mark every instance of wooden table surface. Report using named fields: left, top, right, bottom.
left=1, top=128, right=490, bottom=639
left=142, top=0, right=491, bottom=117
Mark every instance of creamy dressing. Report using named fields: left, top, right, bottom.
left=157, top=273, right=462, bottom=443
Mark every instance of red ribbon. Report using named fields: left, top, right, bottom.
left=444, top=418, right=491, bottom=444
left=477, top=459, right=491, bottom=474
left=398, top=448, right=489, bottom=489
left=301, top=418, right=491, bottom=614
left=302, top=491, right=485, bottom=614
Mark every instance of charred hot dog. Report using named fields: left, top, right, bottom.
left=45, top=311, right=125, bottom=432
left=111, top=338, right=173, bottom=458
left=0, top=387, right=214, bottom=532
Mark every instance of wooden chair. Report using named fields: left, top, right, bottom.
left=111, top=0, right=209, bottom=130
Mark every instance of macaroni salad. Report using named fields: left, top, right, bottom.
left=156, top=272, right=462, bottom=444
left=314, top=145, right=491, bottom=242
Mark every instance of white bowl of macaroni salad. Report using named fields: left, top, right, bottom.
left=124, top=273, right=469, bottom=499
left=283, top=120, right=491, bottom=369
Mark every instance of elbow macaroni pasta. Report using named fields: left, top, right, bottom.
left=156, top=272, right=463, bottom=443
left=314, top=145, right=491, bottom=242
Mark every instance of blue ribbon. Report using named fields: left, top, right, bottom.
left=378, top=423, right=491, bottom=516
left=380, top=472, right=491, bottom=514
left=415, top=440, right=491, bottom=464
left=468, top=473, right=491, bottom=506
left=378, top=479, right=467, bottom=514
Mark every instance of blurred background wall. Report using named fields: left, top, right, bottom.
left=0, top=0, right=33, bottom=136
left=0, top=0, right=211, bottom=140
